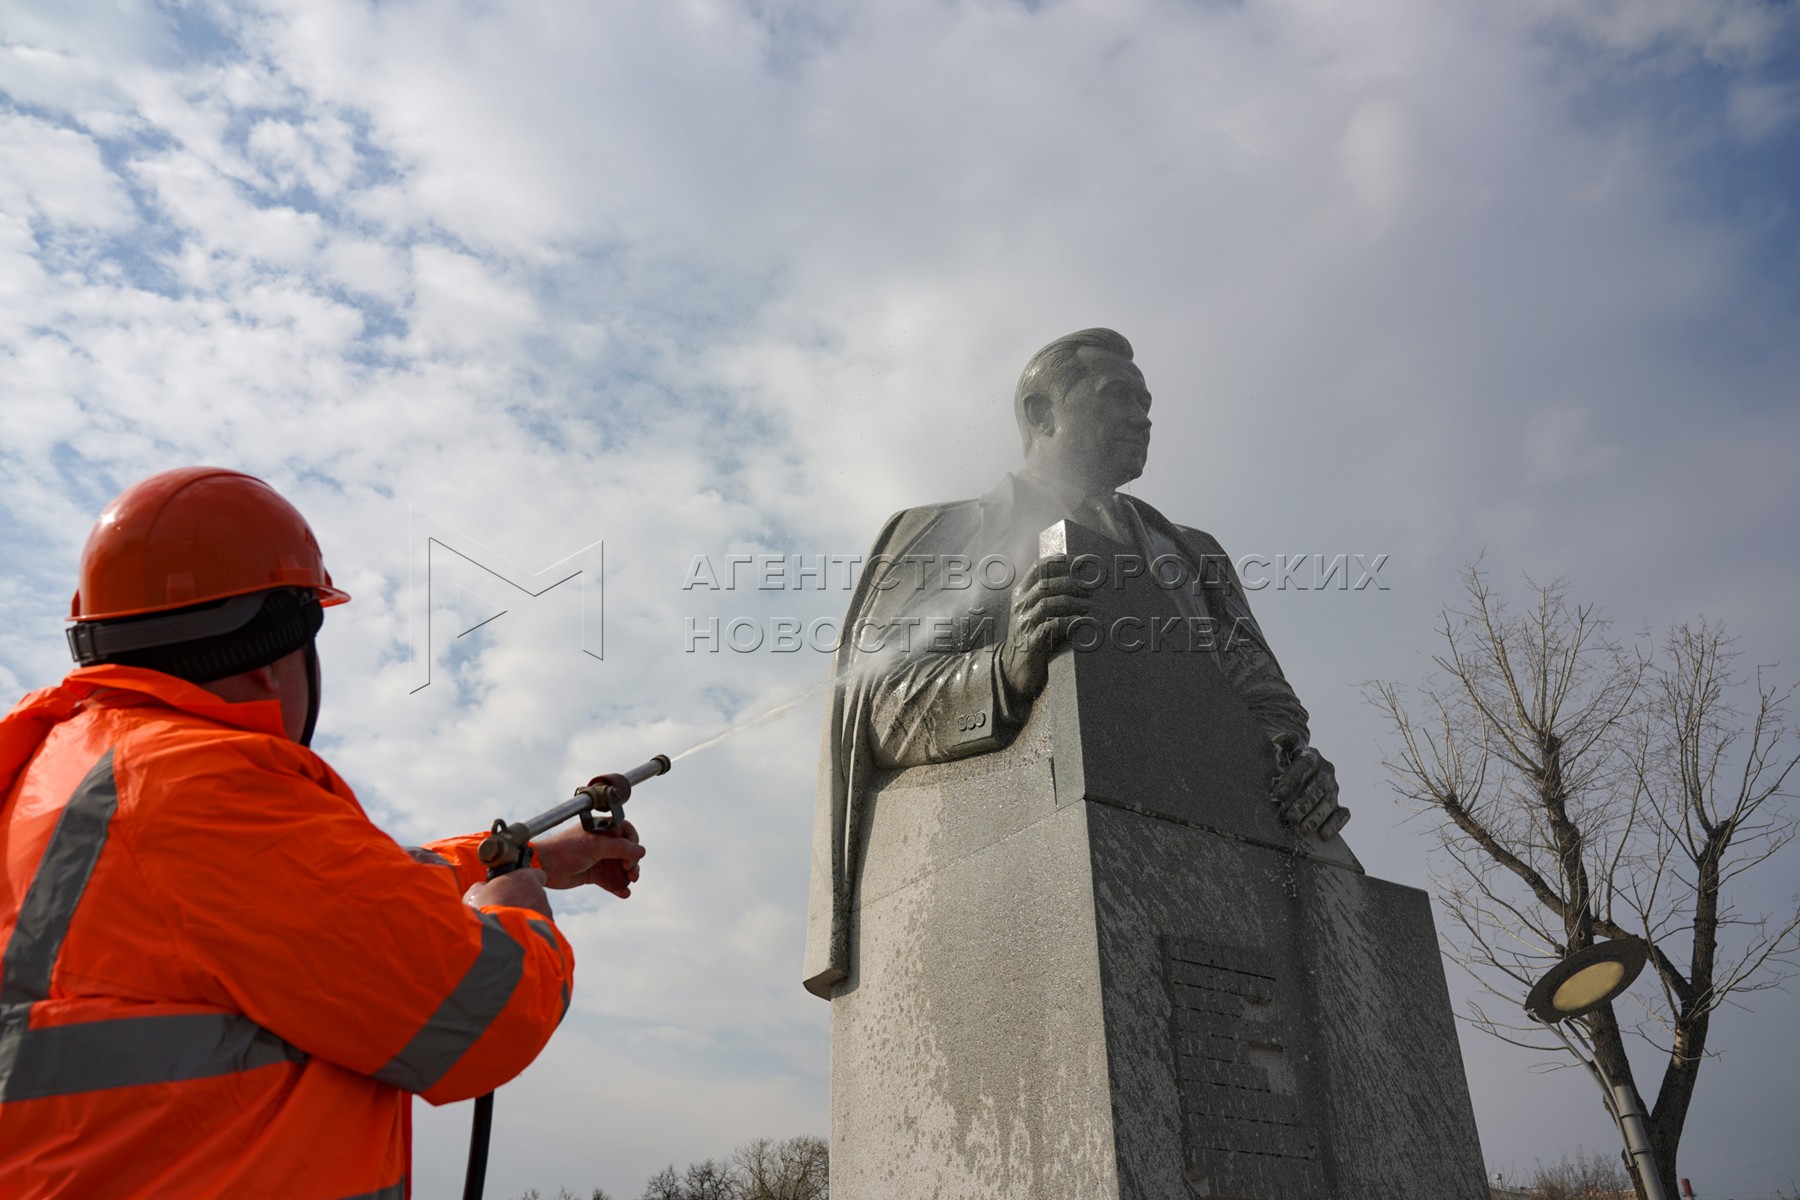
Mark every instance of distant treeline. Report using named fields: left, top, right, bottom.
left=510, top=1134, right=827, bottom=1200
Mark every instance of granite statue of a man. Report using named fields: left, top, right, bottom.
left=802, top=327, right=1349, bottom=999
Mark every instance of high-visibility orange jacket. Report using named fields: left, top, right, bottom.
left=0, top=665, right=576, bottom=1199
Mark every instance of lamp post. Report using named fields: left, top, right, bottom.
left=1524, top=939, right=1668, bottom=1200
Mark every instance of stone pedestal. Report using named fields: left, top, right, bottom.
left=828, top=525, right=1487, bottom=1200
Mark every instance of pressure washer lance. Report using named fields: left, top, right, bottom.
left=462, top=753, right=672, bottom=1200
left=476, top=753, right=672, bottom=877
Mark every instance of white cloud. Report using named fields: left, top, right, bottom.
left=0, top=111, right=135, bottom=230
left=1521, top=406, right=1623, bottom=486
left=1337, top=97, right=1416, bottom=232
left=1511, top=0, right=1791, bottom=63
left=408, top=244, right=538, bottom=353
left=318, top=233, right=410, bottom=302
left=1727, top=79, right=1800, bottom=142
left=245, top=112, right=359, bottom=196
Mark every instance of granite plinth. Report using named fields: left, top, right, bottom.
left=828, top=527, right=1485, bottom=1199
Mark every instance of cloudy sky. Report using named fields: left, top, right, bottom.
left=3, top=0, right=1798, bottom=1195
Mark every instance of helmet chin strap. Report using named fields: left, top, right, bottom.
left=298, top=639, right=321, bottom=747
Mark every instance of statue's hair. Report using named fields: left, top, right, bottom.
left=1014, top=328, right=1135, bottom=452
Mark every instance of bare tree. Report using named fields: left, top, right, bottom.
left=640, top=1166, right=683, bottom=1200
left=1524, top=1146, right=1632, bottom=1199
left=1369, top=567, right=1800, bottom=1200
left=733, top=1135, right=829, bottom=1200
left=680, top=1161, right=735, bottom=1200
left=637, top=1138, right=826, bottom=1200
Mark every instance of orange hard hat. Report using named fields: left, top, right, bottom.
left=70, top=466, right=350, bottom=622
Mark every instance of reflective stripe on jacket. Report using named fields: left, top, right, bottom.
left=0, top=665, right=575, bottom=1199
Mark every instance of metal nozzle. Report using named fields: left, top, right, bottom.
left=625, top=754, right=672, bottom=785
left=592, top=754, right=672, bottom=804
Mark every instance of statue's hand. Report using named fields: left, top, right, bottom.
left=997, top=554, right=1092, bottom=703
left=1271, top=733, right=1350, bottom=840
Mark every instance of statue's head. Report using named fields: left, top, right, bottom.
left=1014, top=327, right=1152, bottom=496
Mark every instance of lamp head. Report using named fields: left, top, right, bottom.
left=1525, top=938, right=1649, bottom=1024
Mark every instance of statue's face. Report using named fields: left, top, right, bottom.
left=1046, top=347, right=1153, bottom=492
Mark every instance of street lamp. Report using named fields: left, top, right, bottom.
left=1524, top=938, right=1666, bottom=1200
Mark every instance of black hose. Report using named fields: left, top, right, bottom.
left=463, top=1091, right=495, bottom=1200
left=465, top=850, right=516, bottom=1200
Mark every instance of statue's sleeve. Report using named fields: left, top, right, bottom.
left=1188, top=529, right=1312, bottom=746
left=862, top=642, right=1012, bottom=767
left=845, top=505, right=1018, bottom=769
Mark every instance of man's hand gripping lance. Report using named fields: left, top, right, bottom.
left=477, top=754, right=672, bottom=878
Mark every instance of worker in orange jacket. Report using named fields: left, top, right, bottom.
left=0, top=467, right=646, bottom=1199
